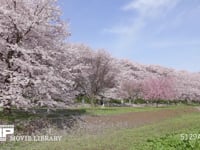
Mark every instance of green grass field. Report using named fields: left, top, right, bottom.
left=79, top=105, right=193, bottom=116
left=0, top=105, right=199, bottom=150
left=0, top=105, right=190, bottom=121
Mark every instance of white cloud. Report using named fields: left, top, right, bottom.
left=102, top=0, right=180, bottom=49
left=104, top=0, right=180, bottom=35
left=122, top=0, right=175, bottom=12
left=122, top=0, right=181, bottom=18
left=103, top=18, right=144, bottom=35
left=150, top=39, right=200, bottom=48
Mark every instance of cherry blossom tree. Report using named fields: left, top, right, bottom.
left=173, top=71, right=200, bottom=103
left=118, top=79, right=142, bottom=104
left=73, top=48, right=117, bottom=105
left=142, top=76, right=176, bottom=106
left=0, top=0, right=71, bottom=113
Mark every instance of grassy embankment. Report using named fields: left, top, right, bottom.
left=0, top=105, right=199, bottom=150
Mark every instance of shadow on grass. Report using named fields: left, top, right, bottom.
left=0, top=108, right=87, bottom=123
left=0, top=108, right=89, bottom=134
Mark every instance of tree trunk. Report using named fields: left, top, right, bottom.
left=82, top=98, right=85, bottom=104
left=3, top=107, right=12, bottom=114
left=156, top=100, right=158, bottom=108
left=121, top=100, right=124, bottom=104
left=129, top=99, right=131, bottom=104
left=101, top=101, right=105, bottom=108
left=90, top=96, right=95, bottom=107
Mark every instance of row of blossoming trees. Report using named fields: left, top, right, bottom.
left=119, top=77, right=176, bottom=106
left=0, top=0, right=200, bottom=113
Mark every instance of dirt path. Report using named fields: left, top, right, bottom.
left=79, top=107, right=199, bottom=134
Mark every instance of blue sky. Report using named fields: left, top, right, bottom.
left=58, top=0, right=200, bottom=72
